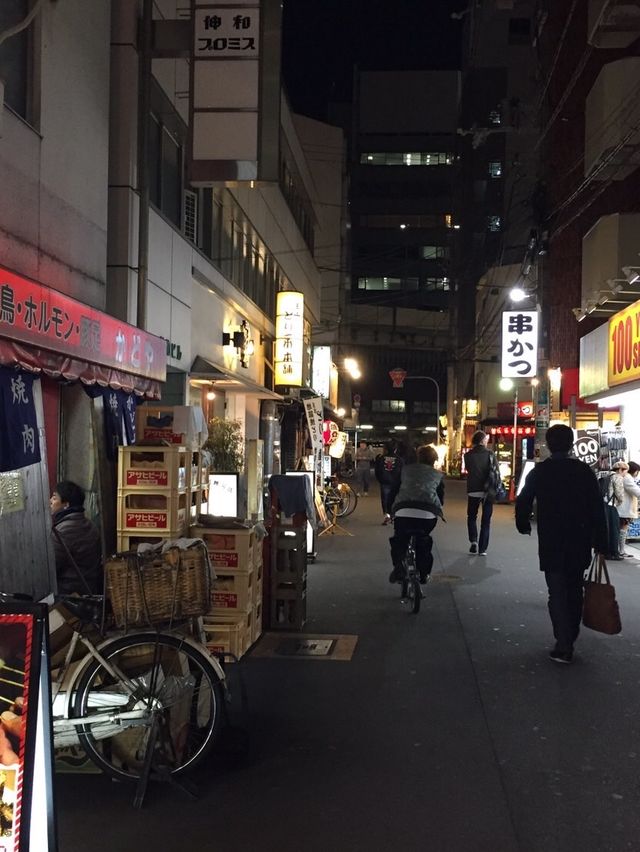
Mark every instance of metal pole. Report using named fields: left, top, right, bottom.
left=136, top=0, right=153, bottom=331
left=510, top=384, right=518, bottom=501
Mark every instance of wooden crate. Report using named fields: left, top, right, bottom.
left=202, top=608, right=252, bottom=659
left=118, top=446, right=189, bottom=491
left=115, top=530, right=183, bottom=553
left=117, top=490, right=188, bottom=535
left=211, top=568, right=254, bottom=614
left=189, top=525, right=257, bottom=570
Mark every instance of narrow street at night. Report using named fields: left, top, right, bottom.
left=57, top=482, right=640, bottom=852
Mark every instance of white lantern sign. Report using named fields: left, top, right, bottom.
left=501, top=310, right=538, bottom=379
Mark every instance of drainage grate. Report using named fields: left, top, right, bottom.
left=275, top=638, right=336, bottom=657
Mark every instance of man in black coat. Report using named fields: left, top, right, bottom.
left=50, top=480, right=102, bottom=595
left=515, top=424, right=608, bottom=664
left=465, top=430, right=498, bottom=555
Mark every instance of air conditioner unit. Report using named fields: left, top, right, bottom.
left=182, top=189, right=198, bottom=244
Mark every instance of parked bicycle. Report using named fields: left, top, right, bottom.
left=399, top=536, right=423, bottom=615
left=323, top=476, right=358, bottom=518
left=48, top=594, right=227, bottom=787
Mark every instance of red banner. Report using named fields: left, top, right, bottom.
left=0, top=266, right=166, bottom=383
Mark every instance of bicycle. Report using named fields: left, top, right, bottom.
left=399, top=536, right=423, bottom=615
left=323, top=477, right=358, bottom=518
left=47, top=594, right=227, bottom=790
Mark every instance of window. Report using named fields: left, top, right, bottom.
left=360, top=152, right=453, bottom=166
left=372, top=400, right=406, bottom=412
left=488, top=109, right=502, bottom=126
left=422, top=277, right=450, bottom=292
left=0, top=1, right=30, bottom=120
left=421, top=246, right=449, bottom=260
left=413, top=401, right=435, bottom=414
left=487, top=216, right=502, bottom=232
left=489, top=161, right=503, bottom=178
left=148, top=113, right=183, bottom=228
left=357, top=277, right=403, bottom=291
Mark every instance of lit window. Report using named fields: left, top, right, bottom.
left=489, top=161, right=503, bottom=178
left=489, top=109, right=502, bottom=126
left=487, top=216, right=502, bottom=232
left=421, top=246, right=449, bottom=260
left=359, top=152, right=453, bottom=166
left=445, top=214, right=453, bottom=229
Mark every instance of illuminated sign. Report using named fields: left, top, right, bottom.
left=501, top=311, right=538, bottom=379
left=489, top=426, right=536, bottom=436
left=0, top=265, right=166, bottom=382
left=312, top=346, right=331, bottom=397
left=463, top=398, right=479, bottom=417
left=274, top=291, right=304, bottom=386
left=608, top=300, right=640, bottom=387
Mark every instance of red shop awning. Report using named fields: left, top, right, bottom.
left=0, top=265, right=167, bottom=398
left=0, top=339, right=162, bottom=398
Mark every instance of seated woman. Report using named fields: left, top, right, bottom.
left=388, top=445, right=445, bottom=584
left=50, top=481, right=102, bottom=595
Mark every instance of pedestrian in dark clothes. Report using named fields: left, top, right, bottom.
left=374, top=441, right=403, bottom=524
left=464, top=430, right=498, bottom=555
left=515, top=424, right=608, bottom=664
left=50, top=480, right=102, bottom=595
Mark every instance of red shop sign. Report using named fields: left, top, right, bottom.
left=0, top=266, right=166, bottom=382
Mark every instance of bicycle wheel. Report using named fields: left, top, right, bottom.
left=410, top=575, right=421, bottom=614
left=335, top=483, right=358, bottom=517
left=72, top=632, right=224, bottom=783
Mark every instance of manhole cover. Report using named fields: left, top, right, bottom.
left=276, top=638, right=336, bottom=657
left=430, top=574, right=461, bottom=583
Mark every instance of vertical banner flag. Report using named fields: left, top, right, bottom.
left=303, top=396, right=324, bottom=489
left=0, top=367, right=41, bottom=473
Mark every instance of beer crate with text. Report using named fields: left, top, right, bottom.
left=202, top=608, right=252, bottom=659
left=189, top=525, right=257, bottom=571
left=116, top=530, right=184, bottom=553
left=136, top=405, right=196, bottom=446
left=118, top=446, right=189, bottom=491
left=117, top=489, right=188, bottom=535
left=211, top=567, right=254, bottom=614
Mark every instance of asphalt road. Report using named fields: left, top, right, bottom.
left=55, top=479, right=640, bottom=852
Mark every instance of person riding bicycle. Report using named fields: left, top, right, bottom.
left=387, top=445, right=445, bottom=585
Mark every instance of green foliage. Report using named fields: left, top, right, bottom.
left=204, top=417, right=244, bottom=472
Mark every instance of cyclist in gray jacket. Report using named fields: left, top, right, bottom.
left=388, top=445, right=444, bottom=584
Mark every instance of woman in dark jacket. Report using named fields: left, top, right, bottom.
left=464, top=430, right=498, bottom=555
left=388, top=445, right=444, bottom=584
left=50, top=480, right=102, bottom=595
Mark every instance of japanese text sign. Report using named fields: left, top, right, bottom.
left=312, top=346, right=331, bottom=398
left=194, top=7, right=260, bottom=56
left=501, top=311, right=538, bottom=379
left=0, top=266, right=166, bottom=382
left=608, top=300, right=640, bottom=387
left=0, top=367, right=41, bottom=473
left=274, top=291, right=304, bottom=387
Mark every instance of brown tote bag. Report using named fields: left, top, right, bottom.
left=582, top=553, right=622, bottom=635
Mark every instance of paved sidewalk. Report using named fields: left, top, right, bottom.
left=56, top=480, right=640, bottom=852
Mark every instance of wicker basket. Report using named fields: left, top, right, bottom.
left=105, top=543, right=212, bottom=628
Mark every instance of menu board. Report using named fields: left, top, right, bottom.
left=0, top=603, right=56, bottom=852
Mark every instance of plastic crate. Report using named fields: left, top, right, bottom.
left=251, top=599, right=263, bottom=644
left=270, top=590, right=306, bottom=631
left=190, top=526, right=257, bottom=570
left=116, top=530, right=184, bottom=553
left=135, top=405, right=197, bottom=446
left=202, top=608, right=252, bottom=659
left=118, top=446, right=189, bottom=490
left=117, top=490, right=188, bottom=534
left=211, top=568, right=254, bottom=614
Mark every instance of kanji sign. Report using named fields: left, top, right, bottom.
left=274, top=291, right=304, bottom=387
left=501, top=311, right=538, bottom=379
left=194, top=8, right=260, bottom=56
left=0, top=266, right=166, bottom=382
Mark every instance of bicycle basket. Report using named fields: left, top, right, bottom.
left=104, top=542, right=212, bottom=628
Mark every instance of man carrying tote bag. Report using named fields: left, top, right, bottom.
left=515, top=424, right=609, bottom=664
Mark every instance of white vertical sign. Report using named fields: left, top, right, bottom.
left=501, top=311, right=539, bottom=378
left=303, top=396, right=324, bottom=489
left=312, top=346, right=332, bottom=398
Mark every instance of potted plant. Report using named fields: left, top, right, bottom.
left=204, top=417, right=244, bottom=473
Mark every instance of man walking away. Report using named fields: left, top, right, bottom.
left=355, top=440, right=374, bottom=496
left=464, top=430, right=497, bottom=555
left=515, top=424, right=608, bottom=664
left=375, top=441, right=403, bottom=524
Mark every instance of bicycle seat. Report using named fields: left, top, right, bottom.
left=56, top=595, right=103, bottom=625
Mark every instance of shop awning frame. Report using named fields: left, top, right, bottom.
left=190, top=357, right=283, bottom=400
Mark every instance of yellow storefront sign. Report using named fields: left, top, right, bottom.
left=608, top=299, right=640, bottom=386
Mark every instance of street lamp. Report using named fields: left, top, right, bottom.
left=499, top=377, right=518, bottom=501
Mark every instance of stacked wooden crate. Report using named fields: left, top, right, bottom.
left=117, top=445, right=207, bottom=552
left=192, top=525, right=263, bottom=659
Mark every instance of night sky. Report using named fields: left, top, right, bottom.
left=282, top=0, right=467, bottom=121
